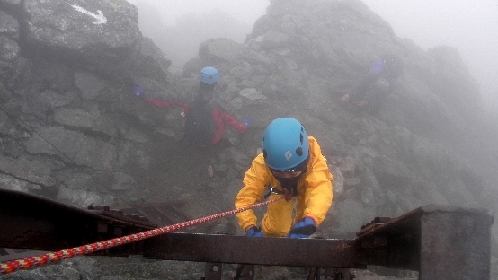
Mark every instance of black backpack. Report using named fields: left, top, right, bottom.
left=184, top=98, right=217, bottom=146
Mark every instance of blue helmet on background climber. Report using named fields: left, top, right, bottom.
left=262, top=118, right=309, bottom=171
left=199, top=66, right=219, bottom=85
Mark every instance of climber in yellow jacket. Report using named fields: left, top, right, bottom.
left=235, top=118, right=333, bottom=238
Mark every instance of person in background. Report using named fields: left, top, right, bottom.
left=341, top=53, right=404, bottom=114
left=132, top=66, right=248, bottom=147
left=235, top=118, right=333, bottom=238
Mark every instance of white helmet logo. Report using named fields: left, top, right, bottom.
left=285, top=151, right=292, bottom=161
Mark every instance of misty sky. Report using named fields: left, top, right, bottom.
left=361, top=0, right=498, bottom=103
left=129, top=0, right=498, bottom=103
left=128, top=0, right=269, bottom=26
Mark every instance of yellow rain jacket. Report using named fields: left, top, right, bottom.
left=235, top=136, right=333, bottom=237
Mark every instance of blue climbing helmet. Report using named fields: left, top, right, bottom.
left=199, top=66, right=219, bottom=85
left=262, top=118, right=309, bottom=171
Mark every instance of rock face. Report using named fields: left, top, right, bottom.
left=1, top=0, right=498, bottom=278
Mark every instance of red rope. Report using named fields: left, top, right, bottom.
left=0, top=197, right=282, bottom=275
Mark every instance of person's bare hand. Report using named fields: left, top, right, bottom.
left=341, top=93, right=350, bottom=102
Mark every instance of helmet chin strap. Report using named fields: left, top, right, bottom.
left=275, top=170, right=306, bottom=200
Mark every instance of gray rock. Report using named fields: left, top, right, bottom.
left=54, top=108, right=100, bottom=128
left=0, top=156, right=55, bottom=186
left=1, top=0, right=498, bottom=278
left=0, top=10, right=19, bottom=39
left=26, top=126, right=117, bottom=170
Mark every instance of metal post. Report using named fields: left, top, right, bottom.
left=419, top=206, right=492, bottom=280
left=204, top=262, right=222, bottom=280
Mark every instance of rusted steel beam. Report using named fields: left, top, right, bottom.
left=204, top=262, right=223, bottom=280
left=121, top=206, right=177, bottom=225
left=233, top=264, right=254, bottom=280
left=0, top=188, right=492, bottom=280
left=0, top=248, right=50, bottom=262
left=143, top=205, right=492, bottom=278
left=356, top=205, right=493, bottom=279
left=418, top=206, right=492, bottom=279
left=117, top=201, right=194, bottom=227
left=144, top=233, right=361, bottom=268
left=0, top=188, right=156, bottom=251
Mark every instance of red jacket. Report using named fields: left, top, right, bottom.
left=144, top=97, right=247, bottom=145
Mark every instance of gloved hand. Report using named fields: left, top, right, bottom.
left=243, top=118, right=252, bottom=127
left=340, top=93, right=350, bottom=102
left=131, top=84, right=144, bottom=97
left=245, top=226, right=263, bottom=237
left=288, top=217, right=316, bottom=239
left=356, top=100, right=368, bottom=107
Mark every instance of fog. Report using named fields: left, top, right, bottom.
left=128, top=0, right=268, bottom=26
left=361, top=0, right=498, bottom=106
left=129, top=0, right=498, bottom=105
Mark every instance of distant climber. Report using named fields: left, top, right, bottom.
left=235, top=118, right=333, bottom=238
left=341, top=53, right=404, bottom=114
left=132, top=66, right=248, bottom=147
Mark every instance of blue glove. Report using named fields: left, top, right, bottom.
left=288, top=217, right=316, bottom=239
left=131, top=84, right=144, bottom=97
left=245, top=226, right=263, bottom=237
left=243, top=118, right=252, bottom=127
